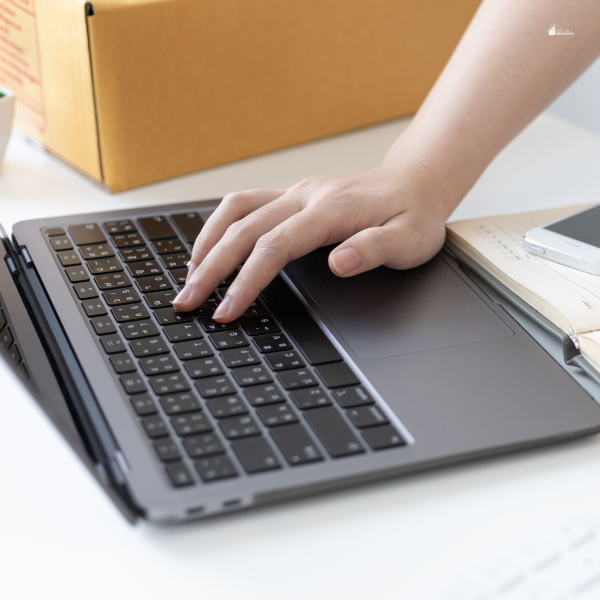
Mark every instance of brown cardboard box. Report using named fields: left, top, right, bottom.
left=0, top=0, right=480, bottom=192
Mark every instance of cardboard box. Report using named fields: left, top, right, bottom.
left=0, top=0, right=480, bottom=192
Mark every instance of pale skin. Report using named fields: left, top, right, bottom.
left=174, top=0, right=600, bottom=321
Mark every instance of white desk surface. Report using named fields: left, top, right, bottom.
left=2, top=113, right=600, bottom=600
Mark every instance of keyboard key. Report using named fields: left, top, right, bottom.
left=80, top=243, right=114, bottom=260
left=87, top=257, right=123, bottom=274
left=206, top=395, right=247, bottom=418
left=265, top=350, right=305, bottom=371
left=82, top=299, right=107, bottom=317
left=218, top=272, right=238, bottom=288
left=195, top=455, right=237, bottom=482
left=58, top=251, right=81, bottom=266
left=289, top=387, right=332, bottom=410
left=241, top=316, right=280, bottom=336
left=112, top=303, right=150, bottom=322
left=119, top=246, right=153, bottom=262
left=315, top=362, right=359, bottom=388
left=172, top=412, right=212, bottom=436
left=331, top=385, right=374, bottom=408
left=120, top=373, right=147, bottom=394
left=130, top=335, right=169, bottom=357
left=91, top=316, right=117, bottom=335
left=347, top=405, right=389, bottom=428
left=232, top=364, right=273, bottom=386
left=169, top=268, right=188, bottom=285
left=50, top=235, right=73, bottom=251
left=121, top=320, right=160, bottom=339
left=362, top=425, right=405, bottom=450
left=130, top=394, right=158, bottom=415
left=277, top=368, right=318, bottom=390
left=166, top=462, right=194, bottom=487
left=149, top=373, right=190, bottom=395
left=220, top=347, right=260, bottom=368
left=145, top=289, right=178, bottom=308
left=110, top=353, right=136, bottom=374
left=104, top=219, right=136, bottom=234
left=139, top=354, right=179, bottom=375
left=100, top=334, right=125, bottom=354
left=209, top=330, right=249, bottom=349
left=111, top=232, right=143, bottom=247
left=219, top=415, right=260, bottom=439
left=154, top=306, right=192, bottom=325
left=271, top=424, right=324, bottom=465
left=74, top=283, right=98, bottom=300
left=232, top=437, right=281, bottom=473
left=95, top=273, right=132, bottom=289
left=152, top=239, right=186, bottom=254
left=198, top=316, right=238, bottom=332
left=305, top=407, right=365, bottom=458
left=142, top=415, right=169, bottom=438
left=195, top=374, right=236, bottom=398
left=65, top=266, right=89, bottom=283
left=173, top=339, right=213, bottom=360
left=240, top=299, right=269, bottom=318
left=46, top=227, right=65, bottom=237
left=171, top=211, right=204, bottom=243
left=0, top=311, right=5, bottom=332
left=154, top=438, right=181, bottom=462
left=184, top=356, right=224, bottom=378
left=160, top=392, right=201, bottom=415
left=252, top=332, right=292, bottom=353
left=69, top=223, right=106, bottom=245
left=127, top=260, right=163, bottom=278
left=0, top=327, right=13, bottom=350
left=183, top=433, right=224, bottom=458
left=136, top=274, right=173, bottom=292
left=138, top=215, right=177, bottom=240
left=103, top=287, right=141, bottom=305
left=244, top=383, right=286, bottom=406
left=160, top=252, right=190, bottom=269
left=256, top=403, right=298, bottom=427
left=163, top=322, right=203, bottom=342
left=193, top=295, right=220, bottom=316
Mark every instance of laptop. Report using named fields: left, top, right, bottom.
left=2, top=199, right=600, bottom=524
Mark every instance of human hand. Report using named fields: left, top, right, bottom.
left=172, top=158, right=452, bottom=322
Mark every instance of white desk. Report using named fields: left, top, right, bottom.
left=2, top=114, right=600, bottom=600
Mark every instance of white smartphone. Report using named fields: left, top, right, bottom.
left=523, top=205, right=600, bottom=275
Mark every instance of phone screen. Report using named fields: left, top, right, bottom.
left=545, top=205, right=600, bottom=248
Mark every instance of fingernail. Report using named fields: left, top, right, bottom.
left=213, top=295, right=231, bottom=320
left=174, top=285, right=191, bottom=304
left=186, top=261, right=197, bottom=282
left=330, top=247, right=361, bottom=275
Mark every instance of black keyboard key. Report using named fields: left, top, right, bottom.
left=130, top=335, right=169, bottom=357
left=120, top=373, right=147, bottom=394
left=232, top=437, right=281, bottom=473
left=166, top=462, right=194, bottom=487
left=127, top=260, right=163, bottom=278
left=130, top=393, right=157, bottom=415
left=169, top=267, right=188, bottom=285
left=184, top=356, right=224, bottom=379
left=65, top=266, right=89, bottom=283
left=244, top=383, right=286, bottom=406
left=58, top=251, right=81, bottom=266
left=195, top=455, right=237, bottom=482
left=0, top=311, right=5, bottom=332
left=46, top=227, right=65, bottom=237
left=142, top=415, right=169, bottom=438
left=95, top=273, right=132, bottom=290
left=8, top=345, right=21, bottom=366
left=195, top=375, right=236, bottom=398
left=70, top=223, right=106, bottom=245
left=87, top=257, right=122, bottom=274
left=183, top=433, right=224, bottom=458
left=154, top=438, right=181, bottom=462
left=161, top=252, right=190, bottom=269
left=154, top=306, right=192, bottom=325
left=232, top=364, right=273, bottom=387
left=160, top=392, right=201, bottom=415
left=164, top=322, right=203, bottom=342
left=138, top=215, right=178, bottom=240
left=119, top=246, right=153, bottom=262
left=50, top=235, right=73, bottom=251
left=347, top=405, right=389, bottom=428
left=265, top=350, right=305, bottom=371
left=240, top=299, right=269, bottom=319
left=111, top=232, right=143, bottom=247
left=198, top=316, right=238, bottom=332
left=110, top=353, right=136, bottom=374
left=152, top=239, right=186, bottom=254
left=82, top=299, right=107, bottom=317
left=172, top=211, right=204, bottom=243
left=139, top=354, right=179, bottom=375
left=277, top=368, right=318, bottom=390
left=209, top=330, right=249, bottom=349
left=103, top=287, right=141, bottom=305
left=173, top=339, right=213, bottom=360
left=362, top=425, right=405, bottom=450
left=271, top=424, right=324, bottom=465
left=104, top=219, right=136, bottom=235
left=100, top=334, right=125, bottom=354
left=261, top=277, right=342, bottom=365
left=331, top=385, right=374, bottom=408
left=219, top=272, right=238, bottom=288
left=193, top=296, right=220, bottom=316
left=219, top=415, right=260, bottom=439
left=91, top=316, right=117, bottom=335
left=304, top=407, right=365, bottom=458
left=0, top=327, right=13, bottom=351
left=206, top=395, right=247, bottom=418
left=256, top=403, right=298, bottom=427
left=74, top=283, right=98, bottom=300
left=241, top=316, right=280, bottom=336
left=145, top=289, right=178, bottom=308
left=112, top=303, right=150, bottom=322
left=80, top=243, right=115, bottom=260
left=252, top=332, right=293, bottom=353
left=316, top=362, right=359, bottom=388
left=289, top=387, right=332, bottom=410
left=172, top=412, right=212, bottom=436
left=220, top=347, right=260, bottom=368
left=136, top=274, right=173, bottom=292
left=121, top=320, right=160, bottom=339
left=150, top=373, right=190, bottom=395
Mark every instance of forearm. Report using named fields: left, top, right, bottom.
left=385, top=0, right=600, bottom=214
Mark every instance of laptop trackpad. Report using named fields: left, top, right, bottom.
left=284, top=249, right=514, bottom=360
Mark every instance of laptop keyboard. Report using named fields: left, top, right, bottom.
left=43, top=211, right=406, bottom=487
left=0, top=295, right=30, bottom=384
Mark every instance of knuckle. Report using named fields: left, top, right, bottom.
left=369, top=227, right=392, bottom=258
left=224, top=219, right=252, bottom=242
left=254, top=231, right=283, bottom=255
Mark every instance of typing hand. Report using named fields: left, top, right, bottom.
left=172, top=160, right=451, bottom=322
